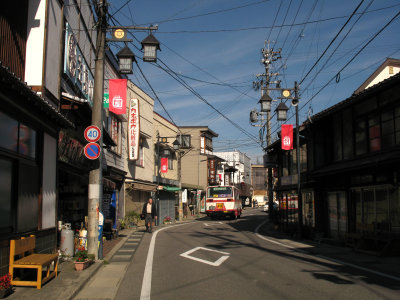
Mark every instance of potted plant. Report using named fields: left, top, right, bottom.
left=163, top=216, right=172, bottom=224
left=0, top=273, right=12, bottom=298
left=74, top=247, right=92, bottom=271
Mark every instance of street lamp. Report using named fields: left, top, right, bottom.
left=275, top=102, right=289, bottom=121
left=259, top=93, right=272, bottom=112
left=141, top=33, right=161, bottom=62
left=116, top=46, right=136, bottom=74
left=173, top=138, right=181, bottom=150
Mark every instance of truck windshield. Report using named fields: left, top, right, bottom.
left=208, top=187, right=233, bottom=198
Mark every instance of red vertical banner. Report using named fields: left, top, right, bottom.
left=281, top=124, right=293, bottom=150
left=109, top=79, right=127, bottom=115
left=161, top=157, right=168, bottom=173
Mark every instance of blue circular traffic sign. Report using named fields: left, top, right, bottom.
left=84, top=125, right=101, bottom=142
left=84, top=142, right=101, bottom=160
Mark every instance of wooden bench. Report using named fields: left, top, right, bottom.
left=9, top=235, right=59, bottom=289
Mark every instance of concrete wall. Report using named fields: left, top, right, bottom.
left=153, top=113, right=179, bottom=182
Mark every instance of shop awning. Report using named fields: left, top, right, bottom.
left=162, top=186, right=180, bottom=191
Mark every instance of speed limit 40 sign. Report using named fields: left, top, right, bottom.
left=84, top=125, right=101, bottom=143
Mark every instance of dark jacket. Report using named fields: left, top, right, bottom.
left=142, top=202, right=157, bottom=218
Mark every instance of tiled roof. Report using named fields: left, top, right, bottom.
left=0, top=62, right=74, bottom=128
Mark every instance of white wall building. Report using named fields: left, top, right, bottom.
left=214, top=151, right=251, bottom=186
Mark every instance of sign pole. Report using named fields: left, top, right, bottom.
left=88, top=0, right=107, bottom=260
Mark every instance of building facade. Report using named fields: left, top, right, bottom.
left=124, top=83, right=156, bottom=221
left=179, top=126, right=218, bottom=214
left=153, top=113, right=180, bottom=222
left=269, top=63, right=400, bottom=253
left=214, top=151, right=252, bottom=201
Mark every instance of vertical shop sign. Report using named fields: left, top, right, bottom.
left=209, top=159, right=216, bottom=183
left=109, top=79, right=127, bottom=115
left=182, top=189, right=187, bottom=203
left=281, top=124, right=293, bottom=150
left=128, top=99, right=140, bottom=160
left=161, top=157, right=168, bottom=173
left=64, top=22, right=94, bottom=106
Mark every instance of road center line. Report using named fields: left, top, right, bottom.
left=254, top=219, right=400, bottom=282
left=140, top=223, right=188, bottom=300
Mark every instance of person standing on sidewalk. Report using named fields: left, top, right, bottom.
left=142, top=197, right=157, bottom=233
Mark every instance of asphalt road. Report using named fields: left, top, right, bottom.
left=116, top=208, right=400, bottom=300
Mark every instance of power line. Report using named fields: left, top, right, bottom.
left=153, top=4, right=400, bottom=34
left=299, top=0, right=366, bottom=85
left=135, top=0, right=271, bottom=26
left=135, top=60, right=181, bottom=130
left=269, top=10, right=400, bottom=138
left=154, top=59, right=261, bottom=145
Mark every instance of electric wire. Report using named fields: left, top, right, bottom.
left=135, top=60, right=181, bottom=130
left=301, top=0, right=374, bottom=94
left=265, top=0, right=283, bottom=42
left=299, top=0, right=366, bottom=86
left=268, top=10, right=400, bottom=139
left=154, top=58, right=261, bottom=145
left=135, top=0, right=271, bottom=26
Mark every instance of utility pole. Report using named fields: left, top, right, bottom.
left=295, top=82, right=302, bottom=238
left=259, top=42, right=281, bottom=219
left=88, top=0, right=107, bottom=260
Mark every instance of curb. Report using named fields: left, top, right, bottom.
left=67, top=229, right=135, bottom=300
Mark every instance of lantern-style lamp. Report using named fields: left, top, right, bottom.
left=259, top=93, right=272, bottom=112
left=141, top=33, right=161, bottom=62
left=173, top=138, right=181, bottom=150
left=275, top=102, right=289, bottom=121
left=116, top=46, right=135, bottom=74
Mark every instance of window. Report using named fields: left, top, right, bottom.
left=0, top=112, right=39, bottom=233
left=168, top=155, right=174, bottom=170
left=368, top=114, right=381, bottom=152
left=381, top=110, right=395, bottom=148
left=300, top=144, right=307, bottom=172
left=0, top=158, right=12, bottom=230
left=135, top=142, right=144, bottom=167
left=342, top=109, right=354, bottom=159
left=355, top=118, right=367, bottom=156
left=108, top=114, right=122, bottom=154
left=333, top=114, right=343, bottom=161
left=178, top=135, right=190, bottom=148
left=0, top=113, right=36, bottom=158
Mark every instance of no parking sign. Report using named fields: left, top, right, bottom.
left=84, top=142, right=101, bottom=160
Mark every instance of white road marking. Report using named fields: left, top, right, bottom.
left=140, top=224, right=186, bottom=300
left=254, top=219, right=400, bottom=282
left=204, top=222, right=223, bottom=226
left=180, top=247, right=230, bottom=266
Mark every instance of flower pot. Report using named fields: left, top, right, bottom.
left=0, top=287, right=12, bottom=299
left=74, top=260, right=90, bottom=271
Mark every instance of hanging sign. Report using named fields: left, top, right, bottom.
left=84, top=142, right=101, bottom=160
left=109, top=79, right=127, bottom=115
left=128, top=99, right=140, bottom=160
left=161, top=157, right=168, bottom=173
left=182, top=189, right=187, bottom=203
left=281, top=124, right=293, bottom=150
left=103, top=93, right=109, bottom=108
left=84, top=125, right=101, bottom=143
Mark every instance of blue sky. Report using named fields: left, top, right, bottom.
left=107, top=0, right=400, bottom=163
